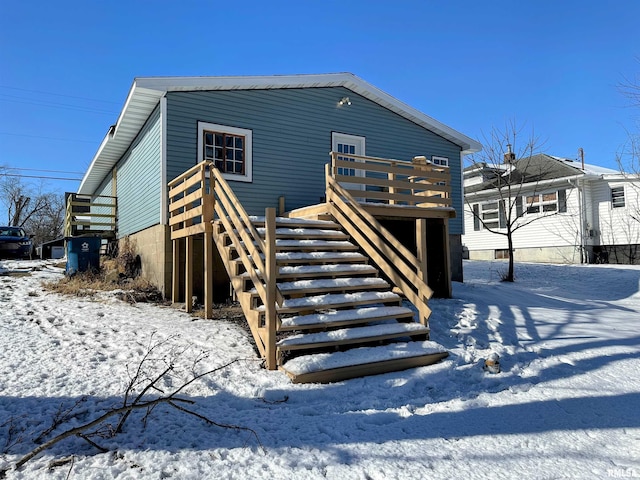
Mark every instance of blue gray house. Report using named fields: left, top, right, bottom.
left=76, top=73, right=484, bottom=381
left=78, top=73, right=480, bottom=297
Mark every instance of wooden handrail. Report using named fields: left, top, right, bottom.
left=168, top=162, right=213, bottom=240
left=325, top=164, right=433, bottom=325
left=209, top=165, right=281, bottom=369
left=329, top=152, right=451, bottom=208
left=64, top=193, right=117, bottom=238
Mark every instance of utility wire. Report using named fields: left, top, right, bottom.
left=0, top=85, right=121, bottom=105
left=6, top=167, right=85, bottom=175
left=0, top=132, right=96, bottom=144
left=2, top=173, right=81, bottom=181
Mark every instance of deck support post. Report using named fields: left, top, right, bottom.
left=204, top=232, right=213, bottom=319
left=185, top=236, right=193, bottom=313
left=442, top=219, right=452, bottom=298
left=264, top=207, right=277, bottom=370
left=415, top=218, right=430, bottom=327
left=172, top=239, right=180, bottom=304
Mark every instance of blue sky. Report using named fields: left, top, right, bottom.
left=1, top=0, right=638, bottom=195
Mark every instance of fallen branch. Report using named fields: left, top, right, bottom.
left=14, top=357, right=246, bottom=471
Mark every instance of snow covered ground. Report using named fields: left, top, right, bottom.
left=1, top=259, right=639, bottom=479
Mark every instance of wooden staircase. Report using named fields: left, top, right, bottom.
left=214, top=215, right=448, bottom=383
left=169, top=157, right=453, bottom=383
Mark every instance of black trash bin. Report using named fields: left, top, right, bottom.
left=66, top=237, right=101, bottom=275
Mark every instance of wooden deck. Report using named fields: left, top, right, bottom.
left=168, top=153, right=453, bottom=383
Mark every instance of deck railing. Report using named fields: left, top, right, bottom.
left=168, top=162, right=281, bottom=368
left=64, top=193, right=117, bottom=238
left=329, top=152, right=451, bottom=208
left=326, top=162, right=434, bottom=326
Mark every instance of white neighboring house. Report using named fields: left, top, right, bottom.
left=463, top=153, right=640, bottom=265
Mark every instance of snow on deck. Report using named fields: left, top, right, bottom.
left=283, top=340, right=447, bottom=375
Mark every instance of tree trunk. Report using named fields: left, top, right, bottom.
left=507, top=228, right=515, bottom=282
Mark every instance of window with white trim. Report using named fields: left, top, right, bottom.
left=611, top=186, right=625, bottom=208
left=478, top=200, right=506, bottom=230
left=431, top=156, right=449, bottom=167
left=525, top=190, right=566, bottom=214
left=197, top=122, right=252, bottom=182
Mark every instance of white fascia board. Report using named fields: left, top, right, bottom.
left=81, top=72, right=482, bottom=195
left=465, top=174, right=587, bottom=200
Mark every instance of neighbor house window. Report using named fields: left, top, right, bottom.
left=611, top=186, right=625, bottom=208
left=431, top=156, right=449, bottom=167
left=478, top=200, right=506, bottom=230
left=197, top=122, right=252, bottom=182
left=526, top=190, right=565, bottom=214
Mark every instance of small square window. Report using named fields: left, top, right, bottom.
left=611, top=186, right=625, bottom=208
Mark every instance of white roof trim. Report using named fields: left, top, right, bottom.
left=78, top=73, right=482, bottom=194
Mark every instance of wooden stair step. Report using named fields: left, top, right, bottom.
left=274, top=239, right=358, bottom=251
left=280, top=341, right=449, bottom=383
left=277, top=322, right=429, bottom=351
left=274, top=251, right=367, bottom=265
left=269, top=291, right=402, bottom=314
left=250, top=216, right=340, bottom=229
left=277, top=263, right=377, bottom=279
left=256, top=227, right=349, bottom=240
left=279, top=305, right=415, bottom=331
left=276, top=277, right=389, bottom=296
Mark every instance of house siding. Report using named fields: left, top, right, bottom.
left=165, top=87, right=465, bottom=234
left=597, top=178, right=640, bottom=246
left=463, top=184, right=584, bottom=262
left=116, top=105, right=162, bottom=237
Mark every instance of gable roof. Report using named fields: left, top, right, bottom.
left=465, top=154, right=619, bottom=194
left=78, top=73, right=482, bottom=194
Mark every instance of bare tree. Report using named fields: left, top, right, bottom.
left=465, top=121, right=562, bottom=282
left=0, top=176, right=65, bottom=245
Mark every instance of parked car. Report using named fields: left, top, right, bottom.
left=0, top=226, right=33, bottom=259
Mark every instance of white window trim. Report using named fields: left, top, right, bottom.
left=431, top=155, right=450, bottom=167
left=331, top=132, right=366, bottom=192
left=197, top=121, right=253, bottom=183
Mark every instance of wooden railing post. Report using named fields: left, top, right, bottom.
left=264, top=207, right=277, bottom=370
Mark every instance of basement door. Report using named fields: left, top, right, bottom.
left=331, top=132, right=365, bottom=195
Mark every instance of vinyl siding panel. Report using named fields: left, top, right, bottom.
left=116, top=105, right=162, bottom=237
left=596, top=178, right=640, bottom=245
left=463, top=185, right=583, bottom=252
left=165, top=87, right=464, bottom=233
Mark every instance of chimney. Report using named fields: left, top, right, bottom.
left=504, top=144, right=516, bottom=164
left=578, top=147, right=584, bottom=170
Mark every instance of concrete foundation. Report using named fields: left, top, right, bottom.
left=468, top=245, right=583, bottom=264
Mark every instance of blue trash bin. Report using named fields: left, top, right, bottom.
left=66, top=237, right=101, bottom=275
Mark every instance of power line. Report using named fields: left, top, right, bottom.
left=0, top=85, right=121, bottom=105
left=6, top=167, right=85, bottom=175
left=0, top=95, right=118, bottom=115
left=0, top=132, right=96, bottom=144
left=2, top=173, right=81, bottom=181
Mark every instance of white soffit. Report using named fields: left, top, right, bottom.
left=78, top=73, right=482, bottom=194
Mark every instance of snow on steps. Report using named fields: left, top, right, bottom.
left=277, top=322, right=429, bottom=351
left=257, top=291, right=402, bottom=314
left=281, top=340, right=448, bottom=384
left=279, top=306, right=415, bottom=330
left=216, top=214, right=446, bottom=382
